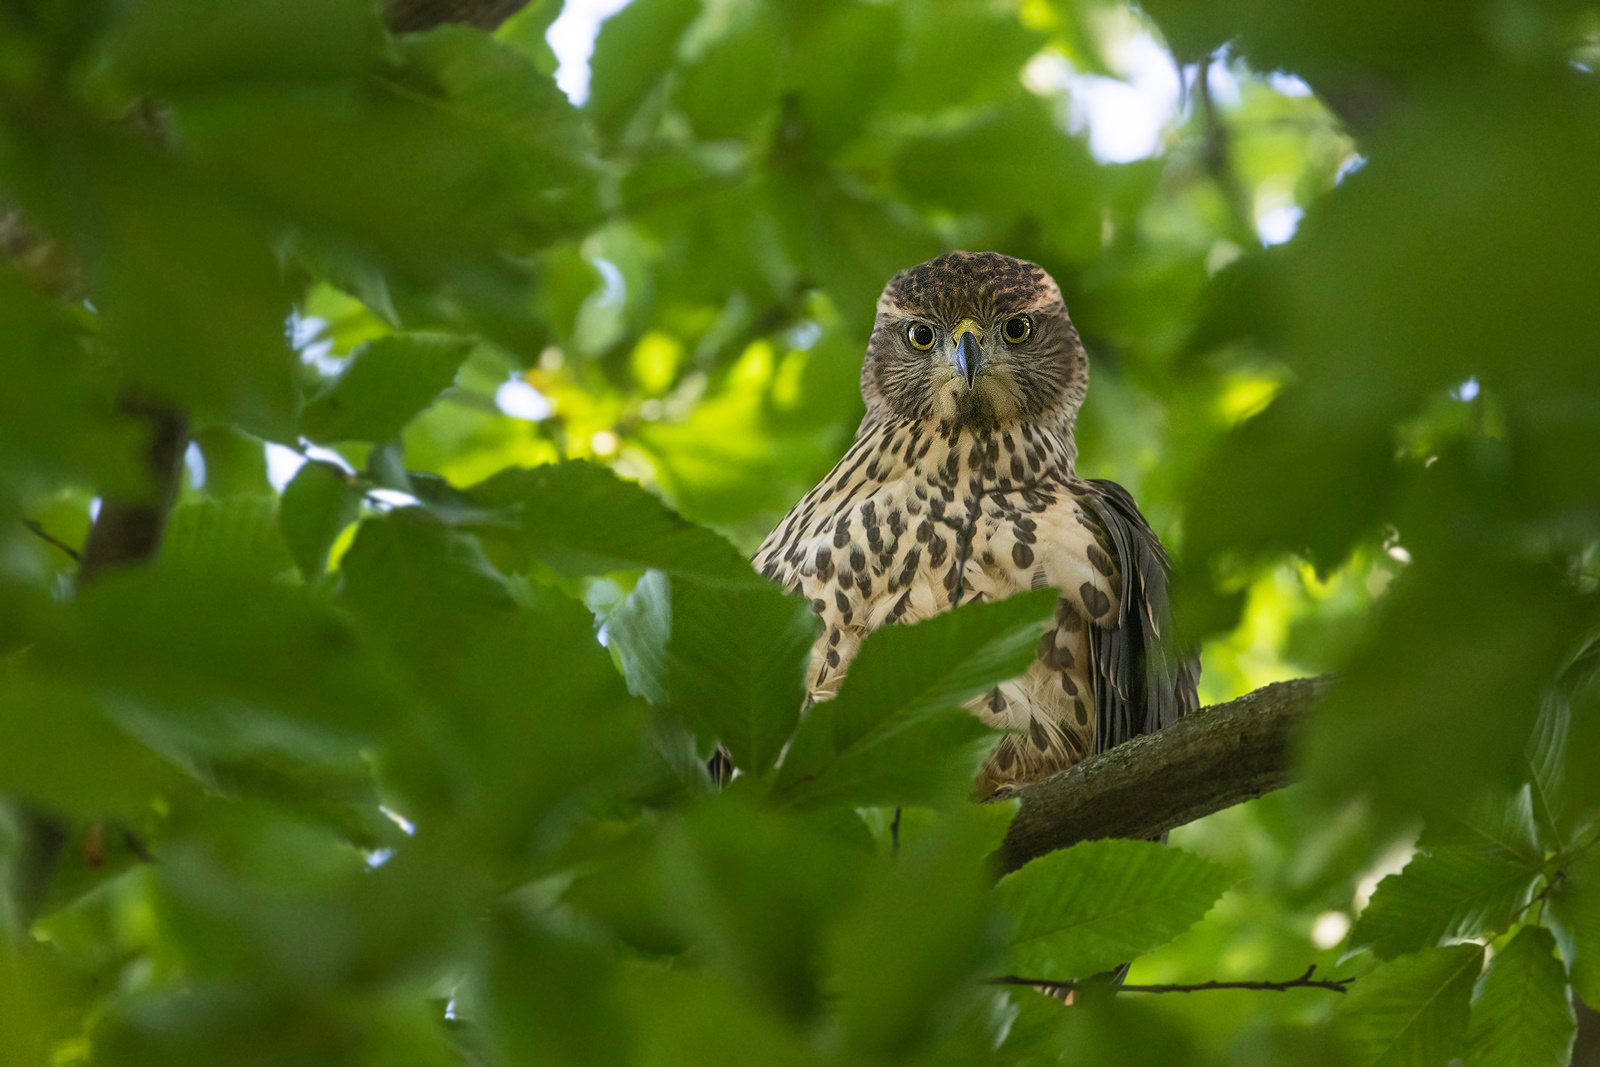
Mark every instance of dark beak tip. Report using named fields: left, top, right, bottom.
left=955, top=333, right=981, bottom=386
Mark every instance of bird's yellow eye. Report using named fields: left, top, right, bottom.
left=906, top=322, right=937, bottom=351
left=1002, top=315, right=1032, bottom=344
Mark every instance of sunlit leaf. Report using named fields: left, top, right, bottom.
left=302, top=335, right=472, bottom=443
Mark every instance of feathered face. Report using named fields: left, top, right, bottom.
left=861, top=252, right=1088, bottom=428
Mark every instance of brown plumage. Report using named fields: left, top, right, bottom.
left=754, top=251, right=1198, bottom=797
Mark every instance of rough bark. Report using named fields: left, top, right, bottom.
left=998, top=676, right=1332, bottom=873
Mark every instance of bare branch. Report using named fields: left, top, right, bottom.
left=998, top=676, right=1332, bottom=873
left=988, top=964, right=1354, bottom=996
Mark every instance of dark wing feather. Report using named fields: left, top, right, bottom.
left=1080, top=478, right=1201, bottom=754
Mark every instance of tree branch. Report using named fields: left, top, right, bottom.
left=998, top=676, right=1332, bottom=873
left=988, top=964, right=1353, bottom=995
left=78, top=396, right=188, bottom=586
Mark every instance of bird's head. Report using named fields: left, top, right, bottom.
left=861, top=251, right=1088, bottom=429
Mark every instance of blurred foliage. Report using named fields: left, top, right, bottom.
left=1, top=0, right=1598, bottom=1064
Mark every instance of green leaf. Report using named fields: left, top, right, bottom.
left=585, top=0, right=698, bottom=138
left=163, top=495, right=294, bottom=578
left=1301, top=558, right=1581, bottom=824
left=653, top=798, right=864, bottom=1023
left=826, top=811, right=1003, bottom=1059
left=891, top=100, right=1099, bottom=238
left=616, top=965, right=815, bottom=1067
left=1547, top=844, right=1600, bottom=1008
left=105, top=0, right=375, bottom=91
left=34, top=564, right=398, bottom=745
left=397, top=26, right=592, bottom=183
left=0, top=268, right=140, bottom=490
left=672, top=6, right=780, bottom=141
left=1525, top=696, right=1571, bottom=849
left=771, top=589, right=1058, bottom=808
left=65, top=133, right=299, bottom=438
left=169, top=89, right=532, bottom=317
left=389, top=27, right=597, bottom=248
left=339, top=510, right=514, bottom=643
left=191, top=426, right=272, bottom=497
left=152, top=803, right=471, bottom=991
left=782, top=2, right=899, bottom=157
left=1015, top=991, right=1216, bottom=1067
left=278, top=460, right=362, bottom=578
left=468, top=462, right=765, bottom=587
left=887, top=6, right=1046, bottom=116
left=606, top=570, right=816, bottom=775
left=995, top=839, right=1236, bottom=979
left=1337, top=945, right=1483, bottom=1067
left=1351, top=794, right=1542, bottom=960
left=0, top=670, right=186, bottom=819
left=302, top=335, right=471, bottom=443
left=339, top=512, right=643, bottom=848
left=1465, top=926, right=1575, bottom=1067
left=480, top=907, right=630, bottom=1067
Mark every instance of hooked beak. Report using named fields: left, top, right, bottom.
left=951, top=318, right=982, bottom=386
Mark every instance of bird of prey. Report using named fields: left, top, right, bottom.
left=754, top=252, right=1198, bottom=798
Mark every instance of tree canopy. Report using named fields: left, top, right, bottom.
left=1, top=0, right=1598, bottom=1065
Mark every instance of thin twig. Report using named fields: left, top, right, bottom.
left=1509, top=870, right=1566, bottom=931
left=21, top=518, right=82, bottom=562
left=987, top=965, right=1354, bottom=995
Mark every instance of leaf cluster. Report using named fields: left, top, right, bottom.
left=0, top=0, right=1598, bottom=1065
